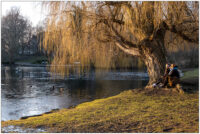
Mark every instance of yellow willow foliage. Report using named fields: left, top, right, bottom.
left=121, top=2, right=164, bottom=41
left=42, top=2, right=122, bottom=77
left=42, top=1, right=198, bottom=76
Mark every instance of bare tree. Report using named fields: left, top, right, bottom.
left=42, top=1, right=198, bottom=86
left=1, top=7, right=32, bottom=63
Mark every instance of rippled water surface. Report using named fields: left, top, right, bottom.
left=1, top=66, right=149, bottom=121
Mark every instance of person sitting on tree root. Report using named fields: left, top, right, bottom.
left=168, top=64, right=180, bottom=87
left=153, top=63, right=171, bottom=88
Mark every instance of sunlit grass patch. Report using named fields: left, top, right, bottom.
left=181, top=68, right=199, bottom=80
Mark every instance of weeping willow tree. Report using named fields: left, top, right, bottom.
left=42, top=1, right=198, bottom=86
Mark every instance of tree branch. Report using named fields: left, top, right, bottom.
left=110, top=24, right=138, bottom=48
left=115, top=42, right=140, bottom=56
left=163, top=21, right=199, bottom=44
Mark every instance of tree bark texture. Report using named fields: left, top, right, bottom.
left=139, top=38, right=167, bottom=86
left=116, top=28, right=167, bottom=86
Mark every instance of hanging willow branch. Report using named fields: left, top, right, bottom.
left=42, top=1, right=198, bottom=76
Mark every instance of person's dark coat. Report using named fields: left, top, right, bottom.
left=169, top=66, right=180, bottom=78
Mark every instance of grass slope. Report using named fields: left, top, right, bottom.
left=2, top=89, right=199, bottom=133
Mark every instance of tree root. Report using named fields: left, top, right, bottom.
left=132, top=84, right=185, bottom=96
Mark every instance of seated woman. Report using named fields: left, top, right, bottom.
left=168, top=64, right=180, bottom=87
left=153, top=63, right=180, bottom=88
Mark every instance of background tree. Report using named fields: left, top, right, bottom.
left=42, top=1, right=198, bottom=86
left=22, top=21, right=32, bottom=55
left=1, top=7, right=32, bottom=63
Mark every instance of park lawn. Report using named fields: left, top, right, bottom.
left=2, top=89, right=199, bottom=133
left=181, top=68, right=199, bottom=80
left=180, top=68, right=199, bottom=85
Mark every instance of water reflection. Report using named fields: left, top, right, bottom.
left=1, top=66, right=148, bottom=121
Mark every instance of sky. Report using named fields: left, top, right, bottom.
left=2, top=1, right=47, bottom=27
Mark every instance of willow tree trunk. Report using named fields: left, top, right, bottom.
left=116, top=37, right=167, bottom=87
left=115, top=27, right=167, bottom=87
left=139, top=38, right=167, bottom=86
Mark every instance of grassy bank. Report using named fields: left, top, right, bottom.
left=181, top=68, right=198, bottom=79
left=181, top=68, right=199, bottom=85
left=2, top=89, right=199, bottom=133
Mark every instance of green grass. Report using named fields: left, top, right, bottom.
left=181, top=68, right=199, bottom=80
left=2, top=90, right=199, bottom=133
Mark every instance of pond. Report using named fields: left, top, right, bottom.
left=1, top=66, right=149, bottom=121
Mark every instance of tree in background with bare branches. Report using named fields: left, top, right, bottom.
left=2, top=7, right=32, bottom=64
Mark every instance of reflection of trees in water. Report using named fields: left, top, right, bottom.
left=2, top=67, right=26, bottom=97
left=67, top=79, right=148, bottom=99
left=2, top=66, right=148, bottom=100
left=94, top=80, right=146, bottom=98
left=67, top=80, right=93, bottom=99
left=1, top=66, right=48, bottom=98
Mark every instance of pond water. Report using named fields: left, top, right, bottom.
left=1, top=66, right=149, bottom=121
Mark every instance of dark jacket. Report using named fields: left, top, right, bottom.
left=169, top=66, right=180, bottom=78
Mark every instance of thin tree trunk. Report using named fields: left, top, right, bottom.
left=22, top=45, right=24, bottom=55
left=9, top=51, right=13, bottom=64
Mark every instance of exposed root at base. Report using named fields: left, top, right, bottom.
left=132, top=86, right=185, bottom=96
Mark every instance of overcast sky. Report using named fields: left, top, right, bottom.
left=2, top=1, right=47, bottom=27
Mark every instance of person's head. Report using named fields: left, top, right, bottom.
left=170, top=64, right=176, bottom=69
